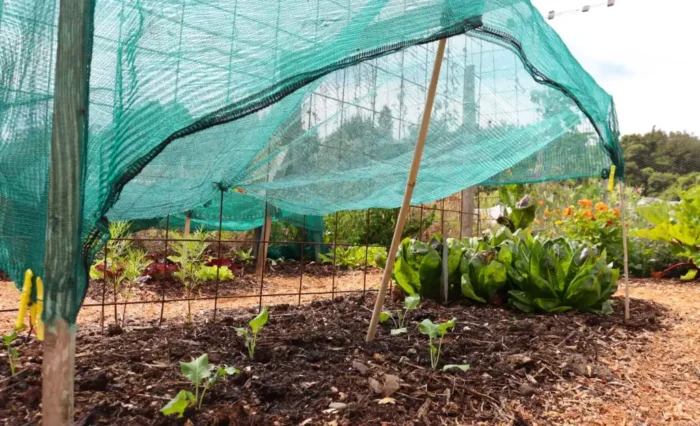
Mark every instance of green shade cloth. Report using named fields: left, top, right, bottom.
left=0, top=0, right=622, bottom=323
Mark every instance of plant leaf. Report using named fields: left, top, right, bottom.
left=379, top=311, right=393, bottom=323
left=234, top=327, right=248, bottom=337
left=403, top=294, right=420, bottom=310
left=681, top=268, right=698, bottom=281
left=390, top=328, right=407, bottom=336
left=180, top=354, right=211, bottom=386
left=438, top=318, right=456, bottom=336
left=443, top=364, right=470, bottom=372
left=160, top=390, right=195, bottom=417
left=249, top=306, right=269, bottom=334
left=418, top=319, right=440, bottom=339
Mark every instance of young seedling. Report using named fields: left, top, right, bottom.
left=418, top=317, right=459, bottom=369
left=379, top=294, right=420, bottom=335
left=235, top=306, right=269, bottom=359
left=2, top=331, right=19, bottom=376
left=161, top=354, right=238, bottom=417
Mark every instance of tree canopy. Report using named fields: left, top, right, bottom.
left=621, top=128, right=700, bottom=199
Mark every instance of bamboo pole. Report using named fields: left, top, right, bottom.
left=619, top=182, right=630, bottom=321
left=42, top=0, right=94, bottom=424
left=366, top=38, right=447, bottom=342
left=184, top=214, right=191, bottom=237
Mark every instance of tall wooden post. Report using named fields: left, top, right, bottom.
left=42, top=0, right=94, bottom=424
left=461, top=188, right=475, bottom=237
left=366, top=38, right=447, bottom=342
left=619, top=183, right=630, bottom=320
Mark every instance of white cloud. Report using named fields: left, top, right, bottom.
left=531, top=0, right=700, bottom=136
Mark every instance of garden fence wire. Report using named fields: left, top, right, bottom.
left=1, top=189, right=494, bottom=333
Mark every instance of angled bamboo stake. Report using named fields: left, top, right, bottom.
left=42, top=0, right=94, bottom=424
left=619, top=182, right=630, bottom=321
left=366, top=38, right=447, bottom=342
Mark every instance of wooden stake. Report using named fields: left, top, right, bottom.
left=42, top=0, right=94, bottom=424
left=184, top=214, right=191, bottom=237
left=256, top=204, right=273, bottom=279
left=366, top=38, right=447, bottom=342
left=461, top=187, right=475, bottom=237
left=619, top=182, right=630, bottom=321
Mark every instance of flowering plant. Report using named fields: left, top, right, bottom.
left=555, top=200, right=623, bottom=267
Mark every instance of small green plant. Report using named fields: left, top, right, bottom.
left=379, top=294, right=420, bottom=335
left=319, top=246, right=387, bottom=269
left=119, top=249, right=148, bottom=325
left=235, top=248, right=254, bottom=265
left=417, top=318, right=456, bottom=369
left=161, top=354, right=238, bottom=417
left=2, top=331, right=19, bottom=376
left=171, top=229, right=212, bottom=322
left=195, top=265, right=234, bottom=281
left=235, top=307, right=269, bottom=359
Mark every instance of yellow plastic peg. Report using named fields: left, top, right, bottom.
left=15, top=269, right=33, bottom=330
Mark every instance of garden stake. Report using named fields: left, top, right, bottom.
left=366, top=38, right=446, bottom=342
left=619, top=182, right=630, bottom=321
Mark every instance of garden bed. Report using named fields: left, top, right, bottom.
left=0, top=292, right=666, bottom=425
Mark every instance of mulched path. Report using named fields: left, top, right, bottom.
left=0, top=293, right=666, bottom=425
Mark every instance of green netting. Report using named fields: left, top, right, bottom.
left=128, top=190, right=325, bottom=233
left=0, top=0, right=622, bottom=323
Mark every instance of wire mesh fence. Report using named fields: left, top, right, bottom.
left=0, top=188, right=498, bottom=332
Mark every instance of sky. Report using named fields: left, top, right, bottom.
left=530, top=0, right=699, bottom=136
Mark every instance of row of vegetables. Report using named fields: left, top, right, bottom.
left=389, top=228, right=618, bottom=314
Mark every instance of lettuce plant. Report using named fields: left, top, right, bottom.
left=506, top=233, right=618, bottom=314
left=379, top=294, right=420, bottom=335
left=392, top=236, right=442, bottom=299
left=459, top=244, right=511, bottom=305
left=161, top=354, right=237, bottom=417
left=417, top=318, right=456, bottom=369
left=235, top=307, right=269, bottom=358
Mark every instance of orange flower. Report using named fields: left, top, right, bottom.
left=563, top=206, right=573, bottom=217
left=544, top=209, right=551, bottom=216
left=555, top=220, right=563, bottom=225
left=534, top=219, right=541, bottom=225
left=481, top=215, right=488, bottom=220
left=578, top=199, right=593, bottom=208
left=582, top=209, right=595, bottom=220
left=612, top=208, right=620, bottom=216
left=538, top=200, right=545, bottom=206
left=594, top=202, right=608, bottom=212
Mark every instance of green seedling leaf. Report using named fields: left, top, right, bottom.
left=234, top=327, right=248, bottom=338
left=180, top=354, right=211, bottom=386
left=429, top=343, right=437, bottom=356
left=161, top=390, right=195, bottom=417
left=403, top=294, right=420, bottom=310
left=443, top=364, right=470, bottom=372
left=209, top=366, right=239, bottom=385
left=2, top=331, right=17, bottom=345
left=379, top=311, right=393, bottom=323
left=390, top=328, right=407, bottom=336
left=438, top=318, right=456, bottom=337
left=249, top=306, right=269, bottom=334
left=418, top=319, right=440, bottom=339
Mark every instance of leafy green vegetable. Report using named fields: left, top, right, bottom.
left=497, top=187, right=537, bottom=231
left=418, top=318, right=456, bottom=369
left=506, top=233, right=618, bottom=314
left=161, top=354, right=237, bottom=416
left=459, top=242, right=510, bottom=304
left=235, top=307, right=269, bottom=358
left=195, top=265, right=234, bottom=282
left=319, top=246, right=388, bottom=269
left=392, top=237, right=443, bottom=300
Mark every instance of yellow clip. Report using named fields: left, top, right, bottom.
left=15, top=269, right=33, bottom=330
left=607, top=165, right=616, bottom=192
left=35, top=277, right=44, bottom=341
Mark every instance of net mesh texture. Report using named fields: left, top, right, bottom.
left=0, top=0, right=622, bottom=323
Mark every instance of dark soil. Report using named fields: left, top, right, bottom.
left=0, top=294, right=667, bottom=425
